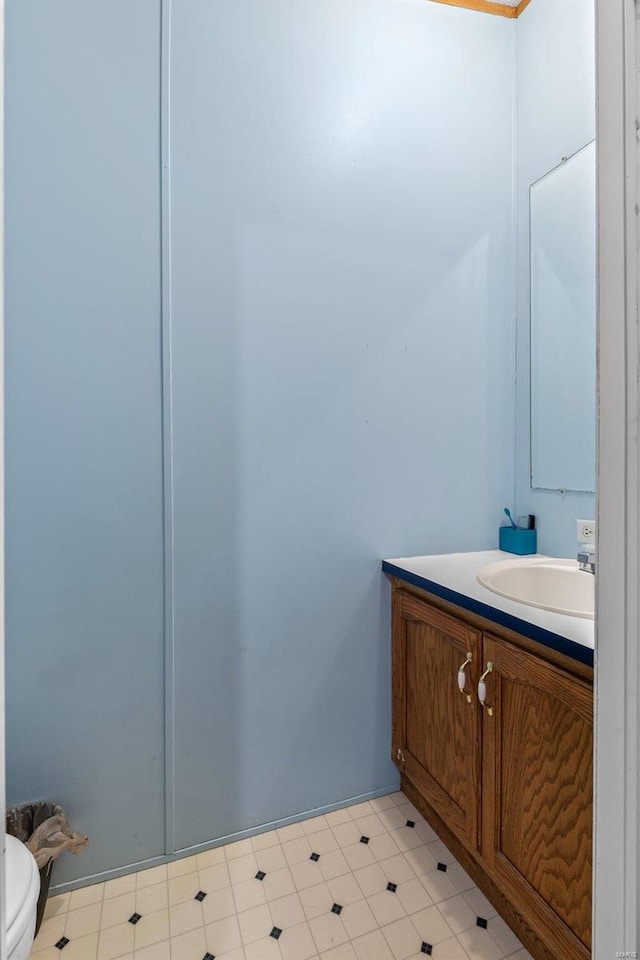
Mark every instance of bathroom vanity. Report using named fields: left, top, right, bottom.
left=383, top=552, right=594, bottom=960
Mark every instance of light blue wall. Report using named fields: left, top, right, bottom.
left=168, top=0, right=515, bottom=850
left=5, top=0, right=516, bottom=884
left=514, top=0, right=596, bottom=557
left=5, top=0, right=166, bottom=883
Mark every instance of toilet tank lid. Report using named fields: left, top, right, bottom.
left=5, top=834, right=40, bottom=931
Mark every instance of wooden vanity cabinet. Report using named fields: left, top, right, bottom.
left=392, top=592, right=483, bottom=850
left=390, top=583, right=593, bottom=960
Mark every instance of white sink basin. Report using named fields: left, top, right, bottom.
left=476, top=557, right=594, bottom=620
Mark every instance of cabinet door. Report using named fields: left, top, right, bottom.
left=392, top=591, right=483, bottom=850
left=481, top=633, right=592, bottom=959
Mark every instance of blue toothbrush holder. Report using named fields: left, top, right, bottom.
left=499, top=525, right=537, bottom=556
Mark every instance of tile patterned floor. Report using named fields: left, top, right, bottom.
left=29, top=792, right=534, bottom=960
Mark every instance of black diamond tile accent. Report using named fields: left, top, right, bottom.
left=255, top=871, right=266, bottom=880
left=406, top=819, right=416, bottom=828
left=270, top=927, right=282, bottom=940
left=331, top=903, right=343, bottom=915
left=359, top=836, right=370, bottom=844
left=128, top=913, right=142, bottom=925
left=195, top=890, right=207, bottom=901
left=203, top=954, right=216, bottom=960
left=55, top=938, right=70, bottom=951
left=310, top=852, right=320, bottom=862
left=477, top=916, right=488, bottom=929
left=421, top=943, right=433, bottom=956
left=437, top=862, right=447, bottom=872
left=386, top=882, right=397, bottom=892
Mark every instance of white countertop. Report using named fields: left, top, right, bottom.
left=383, top=550, right=594, bottom=656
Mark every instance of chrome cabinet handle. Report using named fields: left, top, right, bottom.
left=478, top=661, right=494, bottom=716
left=457, top=652, right=473, bottom=703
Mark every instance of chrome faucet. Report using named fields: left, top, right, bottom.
left=577, top=546, right=596, bottom=575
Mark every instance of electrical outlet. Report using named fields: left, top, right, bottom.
left=577, top=519, right=596, bottom=543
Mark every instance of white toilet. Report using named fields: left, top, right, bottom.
left=5, top=834, right=40, bottom=960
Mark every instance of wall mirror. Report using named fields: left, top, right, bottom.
left=530, top=139, right=596, bottom=492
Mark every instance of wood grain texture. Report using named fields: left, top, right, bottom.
left=389, top=584, right=593, bottom=960
left=403, top=775, right=566, bottom=960
left=399, top=592, right=482, bottom=848
left=428, top=0, right=518, bottom=18
left=483, top=634, right=593, bottom=951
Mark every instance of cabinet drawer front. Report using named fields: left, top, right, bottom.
left=482, top=632, right=593, bottom=955
left=393, top=592, right=482, bottom=849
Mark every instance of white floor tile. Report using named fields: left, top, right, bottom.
left=351, top=929, right=394, bottom=960
left=136, top=880, right=169, bottom=915
left=367, top=833, right=401, bottom=863
left=103, top=874, right=136, bottom=900
left=395, top=878, right=433, bottom=915
left=295, top=880, right=334, bottom=924
left=352, top=863, right=387, bottom=897
left=283, top=836, right=314, bottom=866
left=168, top=855, right=198, bottom=879
left=244, top=934, right=282, bottom=959
left=352, top=813, right=387, bottom=839
left=367, top=890, right=406, bottom=927
left=279, top=920, right=317, bottom=960
left=291, top=859, right=325, bottom=891
left=342, top=842, right=376, bottom=872
left=232, top=876, right=267, bottom=912
left=256, top=844, right=288, bottom=872
left=168, top=872, right=200, bottom=906
left=462, top=888, right=499, bottom=921
left=325, top=873, right=365, bottom=907
left=324, top=808, right=354, bottom=828
left=100, top=892, right=136, bottom=930
left=340, top=900, right=378, bottom=940
left=97, top=921, right=135, bottom=960
left=419, top=871, right=460, bottom=905
left=368, top=795, right=400, bottom=814
left=317, top=849, right=350, bottom=882
left=262, top=867, right=297, bottom=901
left=436, top=894, right=477, bottom=934
left=43, top=893, right=71, bottom=920
left=486, top=915, right=523, bottom=956
left=237, top=902, right=273, bottom=945
left=302, top=815, right=331, bottom=835
left=135, top=938, right=171, bottom=960
left=457, top=926, right=504, bottom=960
left=331, top=822, right=362, bottom=849
left=134, top=907, right=170, bottom=951
left=196, top=846, right=227, bottom=869
left=56, top=932, right=99, bottom=960
left=228, top=853, right=260, bottom=885
left=201, top=886, right=236, bottom=924
left=69, top=884, right=104, bottom=911
left=381, top=916, right=422, bottom=960
left=320, top=942, right=357, bottom=960
left=204, top=914, right=243, bottom=954
left=136, top=864, right=168, bottom=889
left=226, top=838, right=255, bottom=861
left=410, top=905, right=455, bottom=945
left=199, top=862, right=231, bottom=892
left=269, top=892, right=306, bottom=929
left=309, top=912, right=349, bottom=954
left=64, top=903, right=103, bottom=939
left=32, top=792, right=529, bottom=960
left=168, top=898, right=204, bottom=938
left=170, top=925, right=206, bottom=960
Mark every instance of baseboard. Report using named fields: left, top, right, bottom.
left=50, top=782, right=401, bottom=894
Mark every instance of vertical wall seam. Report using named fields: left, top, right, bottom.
left=511, top=15, right=519, bottom=517
left=160, top=0, right=175, bottom=857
